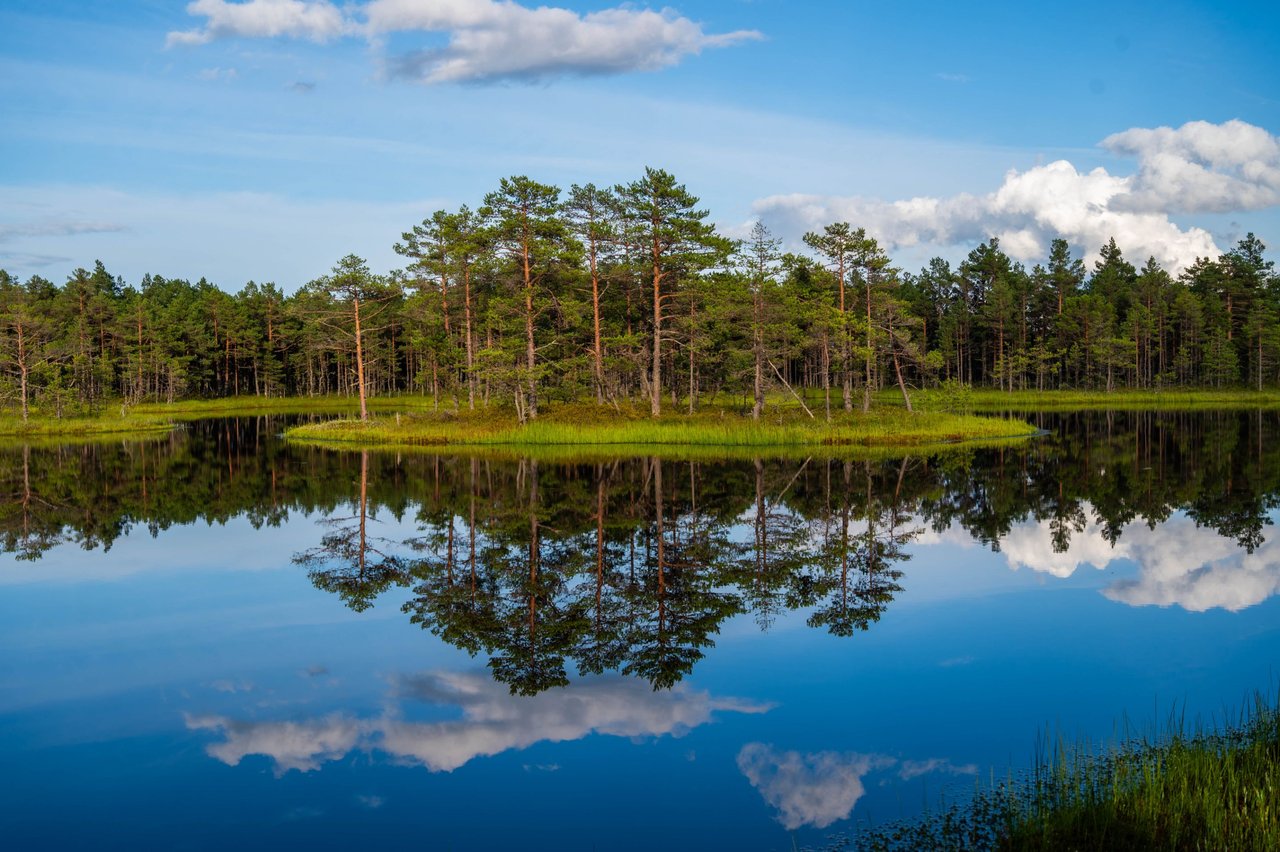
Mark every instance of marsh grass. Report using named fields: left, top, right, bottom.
left=282, top=401, right=1036, bottom=453
left=848, top=694, right=1280, bottom=851
left=0, top=394, right=442, bottom=438
left=910, top=388, right=1280, bottom=412
left=0, top=411, right=176, bottom=438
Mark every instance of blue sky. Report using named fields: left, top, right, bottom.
left=2, top=0, right=1278, bottom=290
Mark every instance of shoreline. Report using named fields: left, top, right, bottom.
left=8, top=387, right=1280, bottom=444
left=854, top=694, right=1280, bottom=851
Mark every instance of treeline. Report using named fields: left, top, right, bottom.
left=2, top=168, right=1278, bottom=421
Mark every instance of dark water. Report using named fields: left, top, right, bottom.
left=2, top=412, right=1279, bottom=849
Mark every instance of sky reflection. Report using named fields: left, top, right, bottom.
left=189, top=671, right=770, bottom=775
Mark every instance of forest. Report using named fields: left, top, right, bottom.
left=2, top=168, right=1278, bottom=423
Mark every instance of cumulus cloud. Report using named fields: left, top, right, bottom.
left=167, top=0, right=352, bottom=46
left=188, top=671, right=768, bottom=775
left=167, top=0, right=760, bottom=83
left=995, top=505, right=1280, bottom=612
left=754, top=119, right=1280, bottom=275
left=737, top=743, right=893, bottom=830
left=1104, top=119, right=1280, bottom=214
left=382, top=671, right=768, bottom=772
left=737, top=744, right=983, bottom=829
left=186, top=712, right=367, bottom=774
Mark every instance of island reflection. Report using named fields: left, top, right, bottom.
left=4, top=410, right=1280, bottom=694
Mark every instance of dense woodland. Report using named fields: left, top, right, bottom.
left=3, top=168, right=1279, bottom=422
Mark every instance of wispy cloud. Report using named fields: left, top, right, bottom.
left=0, top=184, right=445, bottom=289
left=754, top=119, right=1280, bottom=274
left=898, top=757, right=978, bottom=781
left=166, top=0, right=761, bottom=84
left=936, top=72, right=970, bottom=83
left=0, top=219, right=127, bottom=243
left=197, top=66, right=239, bottom=81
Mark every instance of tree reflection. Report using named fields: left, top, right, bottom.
left=9, top=411, right=1280, bottom=689
left=293, top=450, right=410, bottom=612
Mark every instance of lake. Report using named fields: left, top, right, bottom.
left=3, top=410, right=1279, bottom=850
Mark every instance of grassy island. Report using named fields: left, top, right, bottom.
left=854, top=696, right=1280, bottom=851
left=282, top=400, right=1037, bottom=452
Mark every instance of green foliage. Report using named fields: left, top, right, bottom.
left=935, top=379, right=974, bottom=412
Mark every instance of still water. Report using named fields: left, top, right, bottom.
left=2, top=412, right=1279, bottom=849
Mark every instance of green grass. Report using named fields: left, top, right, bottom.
left=6, top=387, right=1276, bottom=440
left=129, top=394, right=435, bottom=417
left=282, top=400, right=1037, bottom=454
left=910, top=387, right=1280, bottom=412
left=852, top=693, right=1280, bottom=851
left=0, top=410, right=176, bottom=439
left=0, top=394, right=442, bottom=438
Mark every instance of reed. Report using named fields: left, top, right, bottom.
left=851, top=693, right=1280, bottom=851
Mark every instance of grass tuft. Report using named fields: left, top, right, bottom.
left=849, top=693, right=1280, bottom=851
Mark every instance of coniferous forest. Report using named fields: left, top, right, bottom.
left=2, top=168, right=1278, bottom=423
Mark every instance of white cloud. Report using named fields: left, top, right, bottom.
left=754, top=120, right=1280, bottom=275
left=736, top=743, right=894, bottom=830
left=167, top=0, right=353, bottom=47
left=167, top=0, right=760, bottom=84
left=1000, top=511, right=1130, bottom=580
left=993, top=505, right=1280, bottom=612
left=186, top=712, right=368, bottom=774
left=1104, top=119, right=1280, bottom=214
left=188, top=671, right=769, bottom=775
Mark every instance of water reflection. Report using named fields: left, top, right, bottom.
left=735, top=745, right=979, bottom=830
left=187, top=671, right=768, bottom=775
left=289, top=452, right=916, bottom=693
left=4, top=411, right=1280, bottom=684
left=7, top=411, right=1280, bottom=848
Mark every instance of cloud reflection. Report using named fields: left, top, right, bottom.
left=737, top=743, right=893, bottom=830
left=999, top=509, right=1280, bottom=612
left=188, top=672, right=769, bottom=776
left=736, top=744, right=975, bottom=830
left=919, top=505, right=1280, bottom=612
